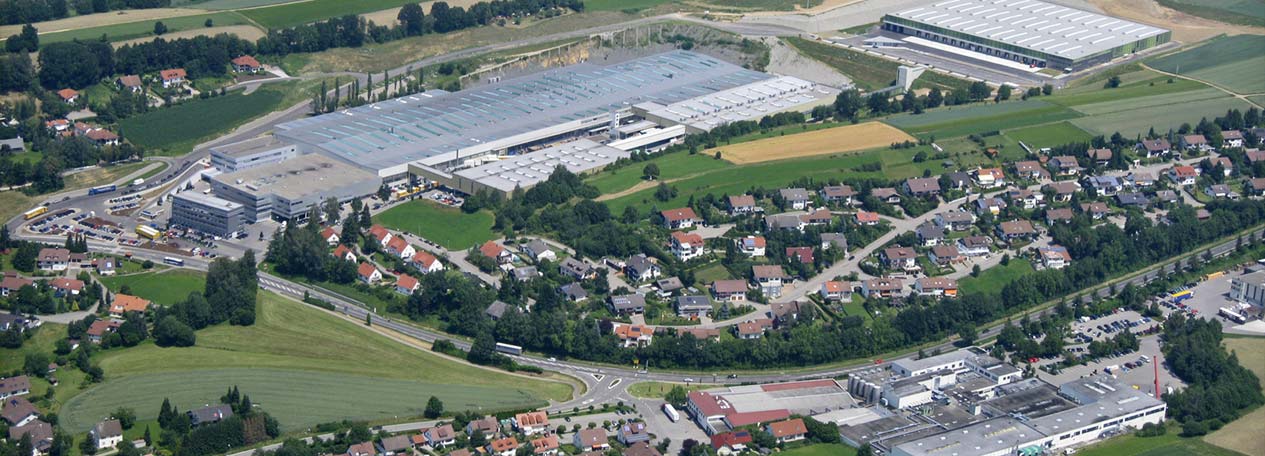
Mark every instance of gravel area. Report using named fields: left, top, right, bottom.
left=763, top=37, right=852, bottom=88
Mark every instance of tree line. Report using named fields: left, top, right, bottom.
left=0, top=0, right=170, bottom=26
left=1161, top=313, right=1264, bottom=437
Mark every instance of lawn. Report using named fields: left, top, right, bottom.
left=785, top=37, right=969, bottom=92
left=694, top=263, right=734, bottom=283
left=374, top=200, right=496, bottom=250
left=63, top=162, right=149, bottom=191
left=1004, top=122, right=1094, bottom=150
left=1203, top=336, right=1265, bottom=456
left=60, top=292, right=571, bottom=433
left=0, top=323, right=65, bottom=372
left=587, top=153, right=732, bottom=195
left=1147, top=35, right=1265, bottom=95
left=98, top=269, right=207, bottom=305
left=242, top=0, right=435, bottom=28
left=118, top=85, right=287, bottom=155
left=885, top=99, right=1082, bottom=139
left=779, top=444, right=859, bottom=456
left=840, top=300, right=871, bottom=322
left=1078, top=429, right=1244, bottom=456
left=626, top=381, right=707, bottom=399
left=36, top=12, right=251, bottom=46
left=958, top=259, right=1033, bottom=295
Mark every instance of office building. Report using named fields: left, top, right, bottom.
left=169, top=192, right=245, bottom=237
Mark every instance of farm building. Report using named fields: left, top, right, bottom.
left=881, top=0, right=1171, bottom=71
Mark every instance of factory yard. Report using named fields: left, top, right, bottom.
left=710, top=122, right=915, bottom=164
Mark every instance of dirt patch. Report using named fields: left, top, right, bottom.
left=762, top=36, right=851, bottom=88
left=596, top=180, right=657, bottom=202
left=111, top=24, right=266, bottom=48
left=709, top=122, right=915, bottom=164
left=1088, top=0, right=1265, bottom=43
left=0, top=8, right=210, bottom=37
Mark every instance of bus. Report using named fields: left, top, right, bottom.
left=494, top=342, right=522, bottom=356
left=1219, top=307, right=1247, bottom=324
left=88, top=184, right=117, bottom=196
left=163, top=257, right=184, bottom=266
left=662, top=403, right=679, bottom=422
left=136, top=225, right=162, bottom=240
left=1170, top=290, right=1193, bottom=302
left=22, top=206, right=48, bottom=220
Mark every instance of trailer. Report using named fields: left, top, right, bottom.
left=662, top=403, right=680, bottom=422
left=136, top=225, right=162, bottom=240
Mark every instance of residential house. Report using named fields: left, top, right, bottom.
left=574, top=429, right=610, bottom=452
left=862, top=277, right=904, bottom=298
left=12, top=419, right=53, bottom=455
left=1006, top=188, right=1044, bottom=209
left=1167, top=165, right=1199, bottom=186
left=935, top=211, right=975, bottom=231
left=160, top=69, right=186, bottom=88
left=1252, top=148, right=1265, bottom=165
left=480, top=241, right=513, bottom=265
left=0, top=377, right=29, bottom=400
left=609, top=294, right=646, bottom=315
left=487, top=437, right=520, bottom=456
left=485, top=300, right=510, bottom=321
left=108, top=294, right=150, bottom=318
left=1, top=397, right=37, bottom=426
left=710, top=431, right=752, bottom=454
left=855, top=211, right=881, bottom=226
left=187, top=404, right=232, bottom=427
left=1084, top=175, right=1124, bottom=196
left=1048, top=156, right=1080, bottom=176
left=345, top=442, right=375, bottom=456
left=1040, top=245, right=1072, bottom=269
left=379, top=435, right=412, bottom=455
left=559, top=257, right=593, bottom=280
left=769, top=301, right=801, bottom=328
left=675, top=295, right=712, bottom=318
left=915, top=277, right=958, bottom=297
left=385, top=236, right=415, bottom=259
left=36, top=248, right=70, bottom=271
left=1212, top=156, right=1234, bottom=176
left=943, top=171, right=972, bottom=189
left=974, top=168, right=1006, bottom=188
left=395, top=274, right=420, bottom=295
left=424, top=424, right=456, bottom=448
left=670, top=231, right=705, bottom=261
left=820, top=233, right=848, bottom=251
left=821, top=185, right=856, bottom=205
left=915, top=223, right=945, bottom=247
left=996, top=220, right=1037, bottom=243
left=230, top=55, right=262, bottom=73
left=1013, top=161, right=1044, bottom=180
left=660, top=208, right=699, bottom=229
left=530, top=434, right=560, bottom=456
left=1128, top=172, right=1156, bottom=188
left=368, top=225, right=392, bottom=247
left=765, top=213, right=805, bottom=231
left=465, top=416, right=500, bottom=437
left=56, top=88, right=78, bottom=104
left=779, top=188, right=810, bottom=210
left=49, top=278, right=83, bottom=297
left=559, top=283, right=588, bottom=302
left=973, top=197, right=1006, bottom=216
left=1115, top=192, right=1151, bottom=207
left=656, top=277, right=684, bottom=295
left=1154, top=189, right=1180, bottom=204
left=904, top=177, right=941, bottom=197
left=1250, top=178, right=1265, bottom=196
left=1136, top=139, right=1172, bottom=158
left=0, top=276, right=33, bottom=297
left=1088, top=148, right=1113, bottom=166
left=736, top=236, right=766, bottom=256
left=84, top=129, right=119, bottom=146
left=116, top=75, right=142, bottom=93
left=882, top=247, right=918, bottom=271
left=801, top=209, right=832, bottom=226
left=624, top=442, right=663, bottom=456
left=320, top=227, right=339, bottom=245
left=929, top=245, right=963, bottom=266
left=43, top=119, right=68, bottom=133
left=625, top=254, right=661, bottom=282
left=84, top=320, right=120, bottom=344
left=617, top=422, right=651, bottom=446
left=735, top=319, right=773, bottom=340
left=712, top=279, right=748, bottom=302
left=333, top=245, right=356, bottom=262
left=357, top=263, right=381, bottom=283
left=94, top=258, right=116, bottom=276
left=409, top=251, right=444, bottom=274
left=522, top=239, right=556, bottom=263
left=1223, top=130, right=1245, bottom=148
left=751, top=265, right=787, bottom=298
left=1205, top=184, right=1237, bottom=199
left=820, top=281, right=852, bottom=302
left=871, top=187, right=901, bottom=204
left=727, top=195, right=757, bottom=215
left=1181, top=134, right=1212, bottom=152
left=514, top=411, right=549, bottom=435
left=1045, top=207, right=1074, bottom=224
left=612, top=323, right=653, bottom=348
left=785, top=246, right=814, bottom=264
left=766, top=419, right=807, bottom=444
left=1080, top=202, right=1110, bottom=219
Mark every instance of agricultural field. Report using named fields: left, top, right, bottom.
left=710, top=122, right=915, bottom=165
left=1147, top=35, right=1265, bottom=95
left=1004, top=122, right=1094, bottom=150
left=1071, top=96, right=1254, bottom=138
left=60, top=293, right=569, bottom=433
left=36, top=12, right=251, bottom=46
left=242, top=0, right=438, bottom=29
left=885, top=99, right=1081, bottom=139
left=1203, top=336, right=1265, bottom=455
left=785, top=37, right=969, bottom=92
left=177, top=0, right=299, bottom=9
left=118, top=85, right=287, bottom=155
left=1047, top=74, right=1208, bottom=108
left=375, top=200, right=496, bottom=250
left=99, top=269, right=207, bottom=305
left=1155, top=0, right=1265, bottom=28
left=0, top=8, right=208, bottom=39
left=1078, top=429, right=1244, bottom=456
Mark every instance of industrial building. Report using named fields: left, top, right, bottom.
left=882, top=0, right=1171, bottom=71
left=1230, top=271, right=1265, bottom=307
left=169, top=192, right=245, bottom=237
left=686, top=380, right=856, bottom=435
left=633, top=76, right=828, bottom=134
left=413, top=138, right=630, bottom=197
left=210, top=155, right=381, bottom=223
left=209, top=136, right=298, bottom=173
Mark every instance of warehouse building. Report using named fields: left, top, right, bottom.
left=412, top=138, right=629, bottom=198
left=882, top=0, right=1171, bottom=71
left=169, top=192, right=245, bottom=237
left=634, top=76, right=833, bottom=134
left=209, top=136, right=298, bottom=173
left=210, top=155, right=381, bottom=223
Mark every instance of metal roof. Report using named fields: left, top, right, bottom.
left=890, top=0, right=1168, bottom=60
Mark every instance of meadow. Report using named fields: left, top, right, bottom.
left=118, top=85, right=287, bottom=155
left=374, top=200, right=496, bottom=250
left=63, top=162, right=150, bottom=191
left=626, top=381, right=707, bottom=399
left=584, top=0, right=671, bottom=11
left=1071, top=97, right=1254, bottom=138
left=957, top=259, right=1033, bottom=295
left=1005, top=122, right=1094, bottom=150
left=36, top=12, right=251, bottom=46
left=884, top=99, right=1081, bottom=139
left=99, top=269, right=207, bottom=305
left=60, top=292, right=570, bottom=432
left=241, top=0, right=437, bottom=29
left=1147, top=35, right=1265, bottom=95
left=1155, top=0, right=1265, bottom=26
left=1203, top=336, right=1265, bottom=455
left=588, top=152, right=732, bottom=195
left=1077, top=429, right=1244, bottom=456
left=779, top=444, right=859, bottom=456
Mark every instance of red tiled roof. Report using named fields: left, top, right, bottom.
left=480, top=241, right=505, bottom=259
left=660, top=207, right=698, bottom=222
left=767, top=418, right=807, bottom=438
left=231, top=55, right=260, bottom=68
left=110, top=294, right=150, bottom=314
left=357, top=262, right=377, bottom=278
left=56, top=88, right=77, bottom=100
left=160, top=68, right=186, bottom=80
left=670, top=231, right=703, bottom=245
left=396, top=274, right=418, bottom=290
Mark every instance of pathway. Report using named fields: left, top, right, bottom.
left=1141, top=63, right=1264, bottom=109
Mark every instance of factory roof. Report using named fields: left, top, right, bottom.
left=274, top=51, right=770, bottom=174
left=892, top=416, right=1044, bottom=456
left=210, top=135, right=290, bottom=158
left=638, top=76, right=836, bottom=132
left=889, top=0, right=1169, bottom=61
left=174, top=191, right=243, bottom=211
left=453, top=139, right=630, bottom=193
left=213, top=155, right=379, bottom=200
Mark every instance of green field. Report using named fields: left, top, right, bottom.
left=99, top=269, right=207, bottom=305
left=885, top=100, right=1081, bottom=139
left=37, top=12, right=251, bottom=45
left=584, top=0, right=670, bottom=11
left=1005, top=122, right=1094, bottom=150
left=1204, top=337, right=1265, bottom=456
left=786, top=37, right=969, bottom=92
left=374, top=200, right=496, bottom=250
left=1072, top=96, right=1254, bottom=138
left=118, top=85, right=286, bottom=155
left=0, top=324, right=65, bottom=372
left=60, top=292, right=570, bottom=433
left=179, top=0, right=298, bottom=9
left=627, top=381, right=707, bottom=399
left=779, top=444, right=859, bottom=456
left=241, top=0, right=425, bottom=28
left=588, top=153, right=732, bottom=195
left=1160, top=0, right=1265, bottom=27
left=1078, top=430, right=1245, bottom=456
left=1047, top=74, right=1208, bottom=108
left=1148, top=35, right=1265, bottom=95
left=958, top=259, right=1033, bottom=295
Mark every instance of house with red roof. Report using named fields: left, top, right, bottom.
left=735, top=236, right=765, bottom=256
left=670, top=231, right=704, bottom=261
left=613, top=323, right=653, bottom=348
left=332, top=244, right=356, bottom=262
left=479, top=241, right=512, bottom=264
left=395, top=274, right=419, bottom=295
left=368, top=225, right=392, bottom=247
left=357, top=263, right=381, bottom=284
left=409, top=251, right=443, bottom=273
left=160, top=69, right=186, bottom=88
left=530, top=434, right=559, bottom=455
left=765, top=418, right=807, bottom=443
left=513, top=411, right=549, bottom=435
left=487, top=437, right=519, bottom=456
left=385, top=236, right=415, bottom=258
left=710, top=431, right=752, bottom=452
left=785, top=246, right=813, bottom=264
left=855, top=210, right=880, bottom=226
left=660, top=207, right=699, bottom=230
left=108, top=294, right=150, bottom=318
left=56, top=89, right=78, bottom=104
left=49, top=277, right=84, bottom=296
left=320, top=227, right=339, bottom=246
left=820, top=281, right=851, bottom=302
left=1167, top=165, right=1199, bottom=186
left=231, top=55, right=262, bottom=73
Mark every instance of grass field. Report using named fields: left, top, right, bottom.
left=1148, top=35, right=1265, bottom=95
left=1204, top=336, right=1265, bottom=455
left=1156, top=0, right=1265, bottom=27
left=710, top=122, right=915, bottom=165
left=585, top=0, right=670, bottom=11
left=0, top=8, right=208, bottom=38
left=885, top=99, right=1081, bottom=139
left=958, top=259, right=1033, bottom=295
left=179, top=0, right=297, bottom=9
left=118, top=85, right=286, bottom=155
left=587, top=153, right=732, bottom=195
left=374, top=201, right=496, bottom=250
left=1078, top=429, right=1245, bottom=456
left=35, top=12, right=251, bottom=46
left=242, top=0, right=434, bottom=28
left=1047, top=74, right=1208, bottom=108
left=63, top=162, right=149, bottom=191
left=60, top=292, right=570, bottom=433
left=785, top=37, right=969, bottom=92
left=98, top=269, right=207, bottom=305
left=1005, top=122, right=1094, bottom=150
left=627, top=381, right=707, bottom=399
left=1072, top=96, right=1253, bottom=138
left=0, top=191, right=37, bottom=228
left=779, top=444, right=858, bottom=456
left=0, top=324, right=65, bottom=372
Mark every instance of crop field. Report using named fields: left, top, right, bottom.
left=0, top=8, right=208, bottom=38
left=242, top=0, right=433, bottom=28
left=712, top=122, right=914, bottom=165
left=1203, top=336, right=1265, bottom=455
left=785, top=37, right=969, bottom=93
left=60, top=293, right=569, bottom=432
left=1072, top=96, right=1253, bottom=138
left=119, top=85, right=286, bottom=155
left=36, top=12, right=251, bottom=45
left=886, top=100, right=1081, bottom=139
left=375, top=200, right=496, bottom=250
left=99, top=269, right=207, bottom=305
left=1047, top=75, right=1208, bottom=108
left=1005, top=122, right=1094, bottom=149
left=1148, top=35, right=1265, bottom=94
left=1156, top=0, right=1265, bottom=27
left=587, top=152, right=732, bottom=195
left=180, top=0, right=299, bottom=9
left=1070, top=88, right=1229, bottom=117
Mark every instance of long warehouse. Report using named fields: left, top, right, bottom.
left=882, top=0, right=1171, bottom=71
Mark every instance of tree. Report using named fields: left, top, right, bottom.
left=642, top=163, right=660, bottom=180
left=153, top=21, right=167, bottom=35
left=424, top=396, right=444, bottom=418
left=113, top=407, right=136, bottom=429
left=833, top=89, right=863, bottom=119
left=153, top=316, right=195, bottom=347
left=1105, top=75, right=1121, bottom=88
left=968, top=81, right=991, bottom=101
left=324, top=197, right=341, bottom=223
left=996, top=84, right=1012, bottom=101
left=654, top=182, right=676, bottom=202
left=204, top=18, right=213, bottom=27
left=665, top=385, right=687, bottom=407
left=398, top=3, right=426, bottom=36
left=78, top=433, right=96, bottom=455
